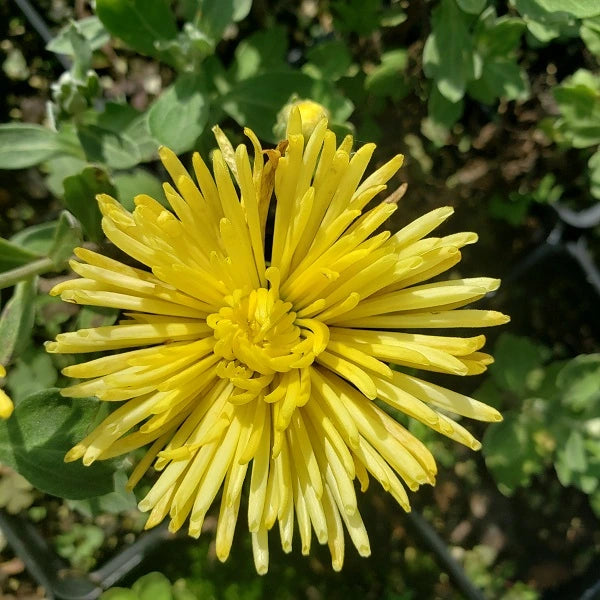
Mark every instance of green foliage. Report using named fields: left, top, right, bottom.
left=47, top=211, right=84, bottom=268
left=196, top=0, right=253, bottom=45
left=423, top=3, right=528, bottom=143
left=231, top=27, right=288, bottom=81
left=467, top=12, right=529, bottom=105
left=365, top=50, right=410, bottom=100
left=481, top=335, right=600, bottom=516
left=76, top=124, right=142, bottom=170
left=535, top=0, right=600, bottom=19
left=589, top=149, right=600, bottom=198
left=0, top=278, right=36, bottom=364
left=511, top=0, right=580, bottom=44
left=0, top=124, right=71, bottom=170
left=0, top=389, right=119, bottom=499
left=46, top=16, right=109, bottom=56
left=95, top=0, right=178, bottom=64
left=489, top=174, right=563, bottom=225
left=113, top=169, right=167, bottom=211
left=221, top=71, right=352, bottom=143
left=304, top=40, right=352, bottom=82
left=424, top=0, right=479, bottom=104
left=581, top=16, right=600, bottom=57
left=63, top=167, right=116, bottom=242
left=99, top=572, right=195, bottom=600
left=0, top=212, right=82, bottom=292
left=6, top=346, right=58, bottom=404
left=55, top=522, right=105, bottom=570
left=331, top=0, right=384, bottom=36
left=68, top=471, right=137, bottom=518
left=553, top=69, right=600, bottom=148
left=457, top=0, right=487, bottom=14
left=548, top=69, right=600, bottom=205
left=0, top=238, right=41, bottom=272
left=147, top=73, right=210, bottom=154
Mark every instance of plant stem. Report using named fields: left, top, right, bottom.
left=0, top=257, right=55, bottom=290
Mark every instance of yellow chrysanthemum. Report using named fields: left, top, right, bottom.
left=47, top=106, right=509, bottom=573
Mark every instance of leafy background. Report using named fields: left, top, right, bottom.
left=0, top=0, right=599, bottom=598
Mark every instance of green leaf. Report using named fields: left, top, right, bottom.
left=45, top=155, right=90, bottom=197
left=132, top=572, right=174, bottom=600
left=457, top=0, right=487, bottom=14
left=365, top=49, right=410, bottom=100
left=380, top=6, right=407, bottom=27
left=125, top=116, right=160, bottom=163
left=473, top=378, right=506, bottom=411
left=581, top=17, right=600, bottom=57
left=553, top=69, right=600, bottom=147
left=428, top=86, right=464, bottom=129
left=77, top=124, right=142, bottom=169
left=555, top=430, right=588, bottom=487
left=468, top=59, right=529, bottom=104
left=222, top=71, right=353, bottom=142
left=556, top=354, right=600, bottom=412
left=147, top=74, right=210, bottom=154
left=231, top=26, right=288, bottom=81
left=47, top=16, right=109, bottom=55
left=222, top=71, right=312, bottom=142
left=6, top=346, right=57, bottom=404
left=483, top=412, right=545, bottom=495
left=197, top=0, right=252, bottom=42
left=488, top=333, right=548, bottom=395
left=304, top=40, right=352, bottom=82
left=56, top=522, right=105, bottom=570
left=0, top=124, right=65, bottom=169
left=68, top=471, right=137, bottom=517
left=331, top=0, right=382, bottom=36
left=10, top=222, right=60, bottom=255
left=475, top=16, right=526, bottom=57
left=63, top=167, right=116, bottom=242
left=536, top=0, right=600, bottom=18
left=512, top=0, right=579, bottom=43
left=311, top=79, right=355, bottom=125
left=0, top=238, right=41, bottom=272
left=590, top=490, right=600, bottom=518
left=0, top=389, right=118, bottom=499
left=97, top=102, right=142, bottom=132
left=0, top=278, right=36, bottom=364
left=113, top=169, right=167, bottom=211
left=423, top=0, right=480, bottom=103
left=589, top=149, right=600, bottom=199
left=488, top=192, right=532, bottom=225
left=95, top=103, right=159, bottom=162
left=47, top=211, right=84, bottom=267
left=231, top=0, right=252, bottom=21
left=95, top=0, right=177, bottom=64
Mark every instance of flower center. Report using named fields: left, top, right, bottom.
left=208, top=287, right=317, bottom=380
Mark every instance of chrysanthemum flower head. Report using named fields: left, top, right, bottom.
left=0, top=365, right=14, bottom=419
left=47, top=104, right=509, bottom=573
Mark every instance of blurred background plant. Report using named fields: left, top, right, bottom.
left=0, top=0, right=599, bottom=598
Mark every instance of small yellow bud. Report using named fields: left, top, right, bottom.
left=0, top=365, right=13, bottom=420
left=275, top=98, right=329, bottom=141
